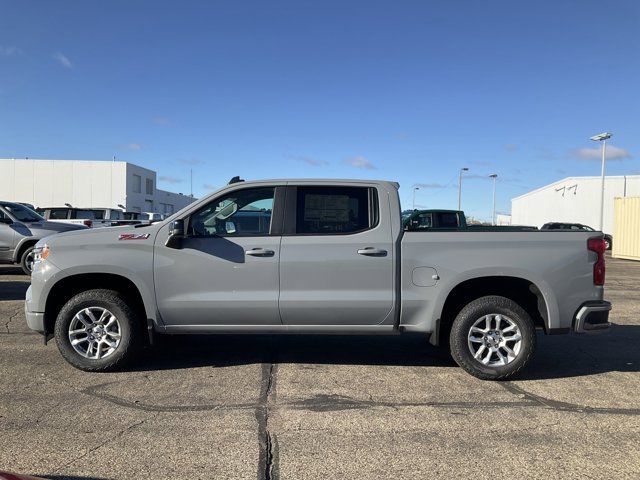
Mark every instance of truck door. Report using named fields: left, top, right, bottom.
left=154, top=185, right=284, bottom=327
left=279, top=185, right=394, bottom=326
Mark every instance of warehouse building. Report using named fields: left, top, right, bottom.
left=0, top=158, right=195, bottom=215
left=511, top=175, right=640, bottom=235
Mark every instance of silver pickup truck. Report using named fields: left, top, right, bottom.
left=25, top=178, right=611, bottom=379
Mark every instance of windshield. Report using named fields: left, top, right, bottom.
left=2, top=203, right=44, bottom=222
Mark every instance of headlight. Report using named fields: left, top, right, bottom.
left=33, top=244, right=50, bottom=263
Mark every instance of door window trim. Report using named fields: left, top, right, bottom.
left=185, top=186, right=285, bottom=238
left=282, top=185, right=379, bottom=236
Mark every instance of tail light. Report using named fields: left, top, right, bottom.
left=83, top=220, right=93, bottom=228
left=587, top=237, right=606, bottom=286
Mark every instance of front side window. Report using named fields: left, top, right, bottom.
left=295, top=186, right=373, bottom=234
left=73, top=209, right=100, bottom=220
left=189, top=187, right=274, bottom=237
left=414, top=213, right=433, bottom=229
left=49, top=209, right=69, bottom=219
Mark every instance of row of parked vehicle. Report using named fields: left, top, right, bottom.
left=0, top=202, right=167, bottom=274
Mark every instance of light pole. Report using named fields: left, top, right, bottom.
left=458, top=167, right=469, bottom=210
left=590, top=132, right=612, bottom=231
left=412, top=187, right=420, bottom=209
left=489, top=174, right=498, bottom=225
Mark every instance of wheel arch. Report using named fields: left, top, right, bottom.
left=13, top=237, right=39, bottom=263
left=431, top=274, right=552, bottom=346
left=43, top=272, right=151, bottom=342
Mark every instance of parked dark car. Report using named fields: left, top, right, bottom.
left=541, top=222, right=612, bottom=250
left=403, top=209, right=538, bottom=232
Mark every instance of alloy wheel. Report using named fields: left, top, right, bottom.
left=68, top=307, right=122, bottom=359
left=467, top=313, right=522, bottom=367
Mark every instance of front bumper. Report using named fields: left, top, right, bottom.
left=573, top=300, right=611, bottom=333
left=24, top=285, right=45, bottom=334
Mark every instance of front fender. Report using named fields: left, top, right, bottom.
left=31, top=260, right=159, bottom=324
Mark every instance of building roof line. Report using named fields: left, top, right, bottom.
left=512, top=175, right=640, bottom=201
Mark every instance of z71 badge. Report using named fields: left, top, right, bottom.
left=118, top=233, right=150, bottom=240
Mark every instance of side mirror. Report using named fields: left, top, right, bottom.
left=0, top=217, right=13, bottom=225
left=165, top=219, right=185, bottom=249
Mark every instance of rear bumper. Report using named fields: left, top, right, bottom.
left=573, top=300, right=611, bottom=333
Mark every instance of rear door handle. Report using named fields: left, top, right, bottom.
left=357, top=247, right=387, bottom=257
left=245, top=248, right=275, bottom=257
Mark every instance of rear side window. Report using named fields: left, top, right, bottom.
left=295, top=186, right=375, bottom=235
left=437, top=212, right=459, bottom=228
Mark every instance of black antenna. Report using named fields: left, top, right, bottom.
left=228, top=176, right=244, bottom=185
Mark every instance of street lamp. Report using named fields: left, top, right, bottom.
left=412, top=187, right=420, bottom=209
left=458, top=167, right=469, bottom=211
left=489, top=174, right=498, bottom=225
left=590, top=132, right=612, bottom=231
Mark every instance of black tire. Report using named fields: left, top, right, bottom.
left=54, top=289, right=141, bottom=371
left=19, top=245, right=35, bottom=275
left=449, top=295, right=536, bottom=380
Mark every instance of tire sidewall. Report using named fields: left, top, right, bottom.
left=54, top=291, right=136, bottom=371
left=20, top=246, right=35, bottom=275
left=450, top=296, right=536, bottom=380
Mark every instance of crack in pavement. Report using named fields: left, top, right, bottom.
left=256, top=363, right=279, bottom=480
left=2, top=305, right=22, bottom=333
left=80, top=380, right=255, bottom=413
left=76, top=378, right=640, bottom=417
left=56, top=414, right=155, bottom=471
left=500, top=381, right=640, bottom=415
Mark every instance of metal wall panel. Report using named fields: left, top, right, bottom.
left=613, top=197, right=640, bottom=261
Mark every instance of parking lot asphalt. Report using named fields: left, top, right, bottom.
left=1, top=256, right=639, bottom=480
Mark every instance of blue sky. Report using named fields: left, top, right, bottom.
left=1, top=1, right=638, bottom=220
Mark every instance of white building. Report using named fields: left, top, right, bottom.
left=511, top=175, right=640, bottom=235
left=0, top=158, right=195, bottom=215
left=496, top=213, right=512, bottom=226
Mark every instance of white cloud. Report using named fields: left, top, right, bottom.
left=0, top=46, right=22, bottom=56
left=414, top=182, right=448, bottom=189
left=127, top=143, right=141, bottom=151
left=287, top=154, right=329, bottom=167
left=503, top=143, right=518, bottom=152
left=53, top=52, right=72, bottom=68
left=159, top=175, right=182, bottom=184
left=572, top=145, right=631, bottom=161
left=203, top=183, right=217, bottom=190
left=344, top=156, right=376, bottom=170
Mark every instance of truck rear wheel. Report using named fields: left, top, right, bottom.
left=54, top=289, right=141, bottom=371
left=449, top=295, right=536, bottom=380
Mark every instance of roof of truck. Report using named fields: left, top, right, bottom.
left=226, top=178, right=400, bottom=189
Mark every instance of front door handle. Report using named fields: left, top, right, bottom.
left=357, top=247, right=387, bottom=257
left=245, top=248, right=275, bottom=257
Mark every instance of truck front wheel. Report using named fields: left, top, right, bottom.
left=449, top=295, right=536, bottom=380
left=54, top=289, right=141, bottom=371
